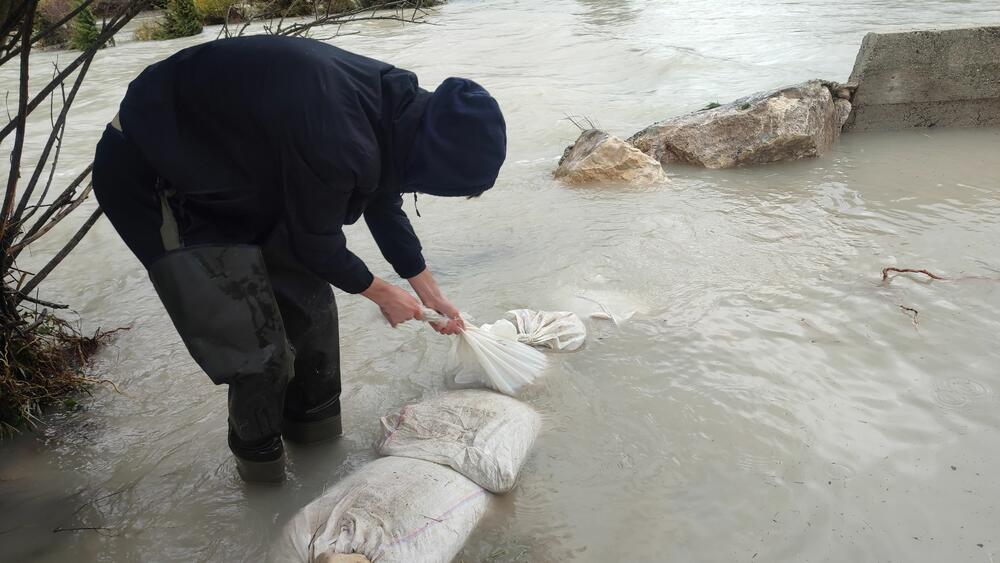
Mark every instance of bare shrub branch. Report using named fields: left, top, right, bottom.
left=881, top=267, right=948, bottom=284
left=17, top=207, right=104, bottom=299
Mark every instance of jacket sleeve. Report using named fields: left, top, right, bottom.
left=364, top=190, right=426, bottom=279
left=281, top=148, right=375, bottom=295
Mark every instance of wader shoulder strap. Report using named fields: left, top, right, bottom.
left=158, top=187, right=181, bottom=251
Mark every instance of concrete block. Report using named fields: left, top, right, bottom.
left=844, top=26, right=1000, bottom=131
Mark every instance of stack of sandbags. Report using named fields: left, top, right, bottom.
left=272, top=391, right=540, bottom=563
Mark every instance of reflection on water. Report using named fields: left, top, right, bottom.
left=574, top=0, right=641, bottom=27
left=2, top=0, right=1000, bottom=561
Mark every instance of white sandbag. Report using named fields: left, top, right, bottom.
left=271, top=456, right=490, bottom=563
left=376, top=390, right=541, bottom=494
left=314, top=556, right=371, bottom=563
left=505, top=309, right=587, bottom=351
left=429, top=309, right=548, bottom=396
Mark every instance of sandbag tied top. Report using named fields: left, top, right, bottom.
left=377, top=390, right=541, bottom=493
left=271, top=457, right=489, bottom=563
left=446, top=318, right=548, bottom=396
left=505, top=309, right=587, bottom=352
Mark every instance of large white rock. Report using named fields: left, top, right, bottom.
left=554, top=129, right=667, bottom=185
left=627, top=80, right=843, bottom=169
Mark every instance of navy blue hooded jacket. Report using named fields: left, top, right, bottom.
left=118, top=36, right=506, bottom=293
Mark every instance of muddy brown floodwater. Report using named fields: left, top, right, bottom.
left=2, top=1, right=1000, bottom=561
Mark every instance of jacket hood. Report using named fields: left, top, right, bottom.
left=401, top=77, right=507, bottom=196
left=378, top=67, right=431, bottom=192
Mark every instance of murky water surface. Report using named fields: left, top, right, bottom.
left=2, top=1, right=1000, bottom=561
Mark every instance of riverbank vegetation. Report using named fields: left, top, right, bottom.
left=133, top=0, right=201, bottom=40
left=23, top=0, right=437, bottom=47
left=1, top=0, right=145, bottom=436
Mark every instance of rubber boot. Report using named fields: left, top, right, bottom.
left=262, top=224, right=344, bottom=444
left=149, top=244, right=293, bottom=483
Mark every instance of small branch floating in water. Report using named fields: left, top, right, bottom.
left=881, top=267, right=947, bottom=284
left=52, top=526, right=114, bottom=534
left=881, top=266, right=1000, bottom=285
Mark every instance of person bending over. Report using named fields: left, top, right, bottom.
left=93, top=35, right=506, bottom=482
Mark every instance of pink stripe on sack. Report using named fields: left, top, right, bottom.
left=385, top=488, right=489, bottom=548
left=381, top=405, right=408, bottom=446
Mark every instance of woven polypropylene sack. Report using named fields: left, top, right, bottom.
left=376, top=390, right=541, bottom=493
left=505, top=309, right=586, bottom=351
left=446, top=321, right=548, bottom=396
left=271, top=456, right=490, bottom=563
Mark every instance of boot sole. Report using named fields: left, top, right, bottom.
left=235, top=455, right=286, bottom=483
left=283, top=415, right=343, bottom=444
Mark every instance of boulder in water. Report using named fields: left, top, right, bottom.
left=627, top=80, right=844, bottom=168
left=554, top=129, right=667, bottom=185
left=835, top=98, right=853, bottom=129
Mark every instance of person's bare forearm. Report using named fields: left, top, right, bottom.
left=407, top=268, right=441, bottom=304
left=362, top=276, right=423, bottom=327
left=361, top=276, right=391, bottom=301
left=407, top=268, right=464, bottom=333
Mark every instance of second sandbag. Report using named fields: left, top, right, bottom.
left=377, top=389, right=541, bottom=493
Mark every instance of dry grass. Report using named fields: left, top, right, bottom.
left=0, top=309, right=121, bottom=437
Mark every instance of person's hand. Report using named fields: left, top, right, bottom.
left=362, top=277, right=423, bottom=327
left=422, top=295, right=465, bottom=335
left=407, top=269, right=465, bottom=335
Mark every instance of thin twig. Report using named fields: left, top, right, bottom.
left=14, top=55, right=91, bottom=226
left=563, top=114, right=597, bottom=131
left=52, top=526, right=114, bottom=534
left=82, top=376, right=123, bottom=394
left=277, top=14, right=431, bottom=36
left=899, top=305, right=919, bottom=329
left=881, top=267, right=948, bottom=284
left=7, top=291, right=69, bottom=309
left=225, top=1, right=429, bottom=38
left=16, top=207, right=104, bottom=299
left=11, top=180, right=95, bottom=253
left=15, top=164, right=93, bottom=255
left=273, top=1, right=430, bottom=37
left=1, top=8, right=34, bottom=250
left=52, top=479, right=138, bottom=536
left=20, top=121, right=66, bottom=224
left=22, top=309, right=50, bottom=332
